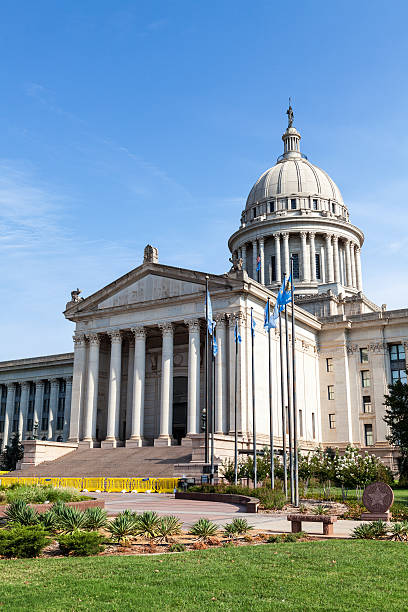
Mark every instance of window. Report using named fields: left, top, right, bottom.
left=269, top=201, right=275, bottom=213
left=252, top=207, right=257, bottom=219
left=299, top=410, right=303, bottom=437
left=315, top=253, right=321, bottom=279
left=331, top=203, right=336, bottom=213
left=390, top=344, right=405, bottom=361
left=364, top=424, right=374, bottom=446
left=360, top=348, right=369, bottom=363
left=361, top=370, right=371, bottom=388
left=271, top=256, right=276, bottom=282
left=363, top=396, right=372, bottom=413
left=326, top=358, right=333, bottom=372
left=312, top=412, right=316, bottom=439
left=291, top=198, right=297, bottom=210
left=328, top=385, right=334, bottom=400
left=312, top=199, right=318, bottom=210
left=291, top=253, right=299, bottom=279
left=329, top=414, right=336, bottom=429
left=391, top=369, right=408, bottom=384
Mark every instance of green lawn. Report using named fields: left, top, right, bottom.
left=1, top=541, right=408, bottom=611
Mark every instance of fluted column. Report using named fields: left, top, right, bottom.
left=274, top=233, right=281, bottom=283
left=252, top=239, right=258, bottom=280
left=241, top=244, right=247, bottom=272
left=300, top=231, right=309, bottom=282
left=82, top=333, right=100, bottom=446
left=19, top=382, right=30, bottom=439
left=126, top=335, right=135, bottom=440
left=184, top=319, right=200, bottom=436
left=215, top=314, right=228, bottom=434
left=356, top=247, right=363, bottom=291
left=155, top=322, right=174, bottom=446
left=345, top=240, right=352, bottom=287
left=350, top=243, right=357, bottom=288
left=127, top=326, right=146, bottom=446
left=63, top=377, right=73, bottom=441
left=3, top=383, right=15, bottom=447
left=325, top=233, right=334, bottom=283
left=69, top=334, right=87, bottom=443
left=47, top=378, right=60, bottom=441
left=259, top=236, right=265, bottom=285
left=309, top=232, right=316, bottom=281
left=103, top=330, right=122, bottom=447
left=333, top=235, right=340, bottom=283
left=33, top=380, right=44, bottom=437
left=282, top=231, right=290, bottom=276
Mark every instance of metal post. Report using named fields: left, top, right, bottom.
left=268, top=297, right=274, bottom=489
left=210, top=333, right=215, bottom=484
left=291, top=257, right=299, bottom=507
left=234, top=320, right=239, bottom=485
left=285, top=303, right=294, bottom=504
left=204, top=276, right=209, bottom=465
left=279, top=307, right=287, bottom=497
left=251, top=307, right=257, bottom=489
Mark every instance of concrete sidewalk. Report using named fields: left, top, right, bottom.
left=93, top=492, right=362, bottom=537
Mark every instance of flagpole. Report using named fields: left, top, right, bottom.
left=268, top=297, right=274, bottom=489
left=210, top=332, right=215, bottom=484
left=234, top=319, right=239, bottom=486
left=251, top=307, right=257, bottom=489
left=279, top=305, right=287, bottom=497
left=290, top=257, right=299, bottom=507
left=204, top=276, right=209, bottom=465
left=285, top=302, right=294, bottom=505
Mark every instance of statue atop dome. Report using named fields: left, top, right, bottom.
left=286, top=98, right=294, bottom=128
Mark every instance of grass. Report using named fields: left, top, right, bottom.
left=0, top=541, right=408, bottom=611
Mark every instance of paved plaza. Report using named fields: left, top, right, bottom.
left=93, top=492, right=362, bottom=537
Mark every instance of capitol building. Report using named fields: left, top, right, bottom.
left=1, top=109, right=406, bottom=472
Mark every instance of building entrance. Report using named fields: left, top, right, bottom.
left=172, top=376, right=187, bottom=445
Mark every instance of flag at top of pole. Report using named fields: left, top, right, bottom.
left=250, top=308, right=256, bottom=337
left=256, top=254, right=261, bottom=272
left=264, top=299, right=277, bottom=331
left=278, top=274, right=293, bottom=307
left=206, top=290, right=215, bottom=335
left=234, top=319, right=241, bottom=343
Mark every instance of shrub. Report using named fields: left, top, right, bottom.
left=58, top=506, right=87, bottom=534
left=391, top=502, right=408, bottom=521
left=168, top=542, right=186, bottom=552
left=84, top=507, right=108, bottom=531
left=5, top=500, right=39, bottom=526
left=369, top=520, right=388, bottom=538
left=155, top=516, right=182, bottom=542
left=0, top=525, right=49, bottom=558
left=5, top=484, right=84, bottom=505
left=190, top=518, right=218, bottom=541
left=351, top=523, right=376, bottom=539
left=389, top=522, right=408, bottom=542
left=267, top=534, right=283, bottom=543
left=58, top=530, right=105, bottom=556
left=136, top=511, right=160, bottom=539
left=223, top=518, right=253, bottom=538
left=312, top=504, right=329, bottom=516
left=282, top=533, right=298, bottom=542
left=107, top=512, right=138, bottom=545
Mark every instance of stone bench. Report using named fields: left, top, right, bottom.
left=287, top=513, right=337, bottom=535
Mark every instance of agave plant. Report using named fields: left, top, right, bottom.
left=155, top=516, right=182, bottom=543
left=136, top=511, right=160, bottom=539
left=223, top=518, right=253, bottom=538
left=312, top=505, right=329, bottom=516
left=5, top=500, right=39, bottom=526
left=190, top=518, right=218, bottom=541
left=58, top=506, right=87, bottom=534
left=351, top=523, right=376, bottom=539
left=38, top=509, right=60, bottom=533
left=368, top=520, right=388, bottom=539
left=107, top=512, right=139, bottom=545
left=389, top=522, right=408, bottom=542
left=84, top=507, right=108, bottom=531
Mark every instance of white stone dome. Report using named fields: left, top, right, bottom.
left=246, top=157, right=344, bottom=210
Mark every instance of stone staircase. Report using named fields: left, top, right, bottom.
left=10, top=446, right=193, bottom=478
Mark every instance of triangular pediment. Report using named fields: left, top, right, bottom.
left=98, top=272, right=204, bottom=309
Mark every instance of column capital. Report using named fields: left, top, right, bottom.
left=6, top=382, right=16, bottom=390
left=355, top=245, right=361, bottom=253
left=325, top=233, right=333, bottom=241
left=281, top=231, right=289, bottom=239
left=107, top=329, right=122, bottom=343
left=131, top=326, right=146, bottom=340
left=159, top=322, right=174, bottom=336
left=49, top=378, right=60, bottom=386
left=64, top=376, right=73, bottom=385
left=300, top=231, right=307, bottom=239
left=332, top=234, right=339, bottom=244
left=73, top=333, right=86, bottom=347
left=274, top=232, right=281, bottom=241
left=228, top=311, right=246, bottom=324
left=184, top=319, right=200, bottom=333
left=21, top=381, right=31, bottom=390
left=34, top=380, right=45, bottom=388
left=87, top=333, right=100, bottom=346
left=214, top=313, right=227, bottom=328
left=258, top=236, right=265, bottom=245
left=308, top=231, right=316, bottom=239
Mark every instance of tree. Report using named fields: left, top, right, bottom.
left=0, top=434, right=24, bottom=471
left=384, top=379, right=408, bottom=479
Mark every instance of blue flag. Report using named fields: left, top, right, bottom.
left=264, top=300, right=277, bottom=331
left=250, top=309, right=256, bottom=337
left=234, top=320, right=241, bottom=344
left=212, top=332, right=218, bottom=357
left=277, top=274, right=293, bottom=308
left=206, top=290, right=214, bottom=335
left=256, top=254, right=261, bottom=272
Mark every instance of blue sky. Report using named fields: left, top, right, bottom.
left=1, top=1, right=408, bottom=359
